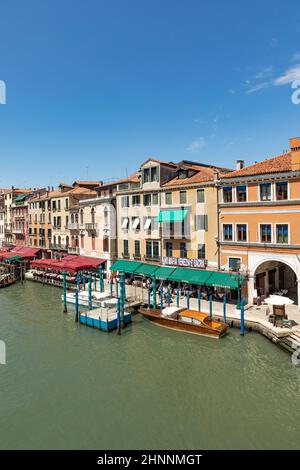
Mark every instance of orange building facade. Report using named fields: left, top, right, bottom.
left=219, top=137, right=300, bottom=308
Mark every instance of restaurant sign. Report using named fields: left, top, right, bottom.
left=163, top=257, right=206, bottom=269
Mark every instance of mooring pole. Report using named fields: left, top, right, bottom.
left=99, top=265, right=104, bottom=293
left=147, top=287, right=151, bottom=310
left=209, top=294, right=213, bottom=320
left=167, top=287, right=171, bottom=307
left=176, top=288, right=180, bottom=308
left=75, top=288, right=79, bottom=322
left=62, top=271, right=67, bottom=313
left=186, top=290, right=190, bottom=310
left=110, top=278, right=113, bottom=297
left=88, top=273, right=92, bottom=310
left=160, top=286, right=163, bottom=311
left=94, top=275, right=97, bottom=292
left=116, top=279, right=119, bottom=298
left=197, top=288, right=201, bottom=312
left=152, top=274, right=157, bottom=311
left=120, top=273, right=125, bottom=327
left=117, top=297, right=121, bottom=335
left=223, top=294, right=227, bottom=323
left=240, top=299, right=245, bottom=336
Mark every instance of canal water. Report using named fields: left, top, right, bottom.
left=1, top=282, right=300, bottom=450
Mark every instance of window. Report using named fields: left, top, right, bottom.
left=229, top=257, right=240, bottom=272
left=236, top=224, right=247, bottom=241
left=103, top=236, right=109, bottom=252
left=80, top=209, right=84, bottom=225
left=146, top=240, right=152, bottom=258
left=236, top=186, right=247, bottom=202
left=198, top=244, right=206, bottom=259
left=143, top=194, right=151, bottom=206
left=91, top=208, right=95, bottom=224
left=276, top=182, right=288, bottom=200
left=91, top=234, right=95, bottom=250
left=153, top=241, right=159, bottom=259
left=152, top=193, right=158, bottom=205
left=151, top=166, right=158, bottom=182
left=65, top=198, right=69, bottom=210
left=223, top=187, right=232, bottom=203
left=57, top=200, right=61, bottom=211
left=197, top=189, right=205, bottom=203
left=179, top=191, right=187, bottom=204
left=134, top=240, right=140, bottom=257
left=276, top=224, right=288, bottom=243
left=80, top=234, right=84, bottom=249
left=123, top=239, right=129, bottom=256
left=132, top=217, right=140, bottom=230
left=180, top=242, right=187, bottom=258
left=132, top=195, right=140, bottom=206
left=166, top=242, right=173, bottom=257
left=121, top=217, right=129, bottom=230
left=143, top=168, right=150, bottom=183
left=195, top=214, right=208, bottom=231
left=260, top=183, right=271, bottom=201
left=121, top=196, right=130, bottom=208
left=144, top=218, right=152, bottom=231
left=260, top=224, right=272, bottom=243
left=165, top=192, right=172, bottom=205
left=223, top=224, right=233, bottom=241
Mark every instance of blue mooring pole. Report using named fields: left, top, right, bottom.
left=110, top=278, right=113, bottom=297
left=186, top=290, right=190, bottom=310
left=62, top=271, right=67, bottom=313
left=147, top=287, right=151, bottom=310
left=197, top=288, right=201, bottom=312
left=209, top=294, right=213, bottom=320
left=88, top=273, right=92, bottom=310
left=160, top=286, right=163, bottom=311
left=116, top=280, right=119, bottom=298
left=99, top=265, right=104, bottom=293
left=117, top=297, right=121, bottom=335
left=75, top=288, right=79, bottom=322
left=223, top=295, right=227, bottom=323
left=167, top=287, right=171, bottom=307
left=152, top=274, right=157, bottom=311
left=94, top=275, right=97, bottom=292
left=240, top=299, right=245, bottom=336
left=176, top=289, right=180, bottom=308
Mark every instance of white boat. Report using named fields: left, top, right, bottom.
left=61, top=291, right=111, bottom=308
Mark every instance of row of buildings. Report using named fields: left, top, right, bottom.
left=1, top=136, right=300, bottom=307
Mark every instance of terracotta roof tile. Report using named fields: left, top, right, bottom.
left=221, top=152, right=291, bottom=178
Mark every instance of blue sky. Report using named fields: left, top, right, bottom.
left=0, top=0, right=300, bottom=187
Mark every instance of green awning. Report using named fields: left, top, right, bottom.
left=4, top=256, right=22, bottom=263
left=153, top=266, right=177, bottom=280
left=134, top=264, right=159, bottom=276
left=156, top=209, right=188, bottom=223
left=110, top=259, right=143, bottom=273
left=15, top=194, right=26, bottom=202
left=206, top=272, right=245, bottom=289
left=168, top=267, right=212, bottom=285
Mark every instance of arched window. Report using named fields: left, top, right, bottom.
left=104, top=207, right=108, bottom=224
left=71, top=213, right=74, bottom=224
left=58, top=235, right=61, bottom=246
left=75, top=213, right=78, bottom=223
left=66, top=236, right=69, bottom=247
left=80, top=209, right=84, bottom=225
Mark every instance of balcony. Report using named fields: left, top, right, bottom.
left=122, top=252, right=130, bottom=259
left=4, top=224, right=12, bottom=234
left=68, top=223, right=79, bottom=230
left=49, top=243, right=68, bottom=251
left=68, top=246, right=80, bottom=255
left=144, top=255, right=160, bottom=263
left=13, top=228, right=25, bottom=234
left=85, top=223, right=98, bottom=231
left=133, top=253, right=142, bottom=260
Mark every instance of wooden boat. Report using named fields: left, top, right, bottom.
left=139, top=305, right=228, bottom=338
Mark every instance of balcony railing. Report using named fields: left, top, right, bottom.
left=49, top=243, right=68, bottom=251
left=13, top=228, right=25, bottom=234
left=85, top=223, right=98, bottom=231
left=68, top=223, right=79, bottom=230
left=68, top=246, right=80, bottom=254
left=122, top=252, right=130, bottom=259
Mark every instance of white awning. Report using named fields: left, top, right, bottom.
left=132, top=217, right=140, bottom=230
left=121, top=218, right=129, bottom=229
left=144, top=218, right=152, bottom=230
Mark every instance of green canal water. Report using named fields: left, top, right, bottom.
left=1, top=282, right=300, bottom=450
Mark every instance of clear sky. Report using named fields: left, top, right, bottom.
left=0, top=0, right=300, bottom=188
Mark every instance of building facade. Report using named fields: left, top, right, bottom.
left=27, top=189, right=52, bottom=254
left=116, top=158, right=229, bottom=269
left=219, top=136, right=300, bottom=307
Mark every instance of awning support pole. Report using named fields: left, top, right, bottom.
left=197, top=288, right=201, bottom=312
left=209, top=294, right=213, bottom=320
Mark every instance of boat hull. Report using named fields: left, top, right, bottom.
left=139, top=307, right=228, bottom=338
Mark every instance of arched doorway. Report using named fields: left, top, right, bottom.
left=254, top=260, right=298, bottom=304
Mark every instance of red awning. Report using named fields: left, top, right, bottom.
left=11, top=247, right=41, bottom=259
left=31, top=256, right=105, bottom=273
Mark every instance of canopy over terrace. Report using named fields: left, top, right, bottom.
left=31, top=256, right=105, bottom=273
left=110, top=260, right=245, bottom=290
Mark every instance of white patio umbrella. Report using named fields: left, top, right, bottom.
left=264, top=295, right=294, bottom=306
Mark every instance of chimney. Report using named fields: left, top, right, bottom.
left=236, top=160, right=244, bottom=171
left=289, top=137, right=300, bottom=171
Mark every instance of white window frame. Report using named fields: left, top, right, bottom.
left=222, top=223, right=234, bottom=242
left=258, top=223, right=273, bottom=243
left=235, top=184, right=248, bottom=203
left=274, top=180, right=289, bottom=202
left=235, top=222, right=248, bottom=242
left=275, top=222, right=290, bottom=244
